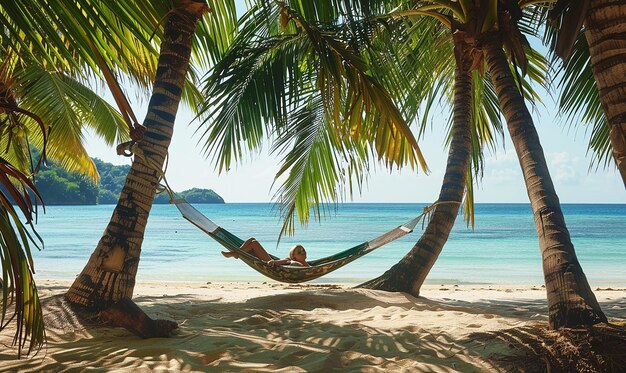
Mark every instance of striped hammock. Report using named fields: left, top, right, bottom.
left=173, top=199, right=418, bottom=283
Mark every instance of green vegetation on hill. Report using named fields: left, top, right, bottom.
left=35, top=158, right=224, bottom=205
left=35, top=162, right=101, bottom=205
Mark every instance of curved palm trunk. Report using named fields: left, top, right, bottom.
left=584, top=0, right=626, bottom=187
left=360, top=33, right=473, bottom=296
left=65, top=1, right=207, bottom=310
left=482, top=32, right=606, bottom=328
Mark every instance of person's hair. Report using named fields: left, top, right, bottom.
left=289, top=245, right=305, bottom=260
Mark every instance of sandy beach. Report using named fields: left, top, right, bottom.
left=1, top=280, right=624, bottom=372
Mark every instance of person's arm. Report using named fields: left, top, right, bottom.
left=267, top=258, right=291, bottom=266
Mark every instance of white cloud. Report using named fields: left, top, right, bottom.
left=485, top=149, right=518, bottom=165
left=485, top=168, right=520, bottom=185
left=547, top=152, right=580, bottom=186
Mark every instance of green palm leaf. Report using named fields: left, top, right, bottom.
left=554, top=34, right=611, bottom=168
left=539, top=1, right=613, bottom=170
left=271, top=96, right=353, bottom=236
left=0, top=0, right=161, bottom=86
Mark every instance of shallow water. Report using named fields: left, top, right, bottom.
left=31, top=203, right=626, bottom=285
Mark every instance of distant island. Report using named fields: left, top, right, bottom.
left=34, top=158, right=224, bottom=205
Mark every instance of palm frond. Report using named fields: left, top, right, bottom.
left=271, top=96, right=357, bottom=237
left=554, top=34, right=612, bottom=168
left=287, top=6, right=426, bottom=171
left=463, top=168, right=475, bottom=229
left=193, top=0, right=238, bottom=69
left=197, top=5, right=298, bottom=171
left=0, top=157, right=45, bottom=358
left=545, top=0, right=590, bottom=63
left=17, top=66, right=105, bottom=180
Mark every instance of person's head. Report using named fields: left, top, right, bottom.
left=289, top=244, right=307, bottom=262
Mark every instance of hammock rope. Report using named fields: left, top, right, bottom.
left=173, top=199, right=419, bottom=283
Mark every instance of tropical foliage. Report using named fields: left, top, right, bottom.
left=198, top=1, right=435, bottom=238
left=29, top=158, right=223, bottom=205
left=0, top=157, right=45, bottom=357
left=153, top=188, right=224, bottom=204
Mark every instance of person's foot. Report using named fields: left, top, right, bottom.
left=221, top=251, right=239, bottom=259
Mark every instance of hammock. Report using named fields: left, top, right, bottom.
left=173, top=199, right=419, bottom=283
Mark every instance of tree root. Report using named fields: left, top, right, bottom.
left=357, top=266, right=417, bottom=296
left=524, top=323, right=626, bottom=372
left=99, top=297, right=178, bottom=338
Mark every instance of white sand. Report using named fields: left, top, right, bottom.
left=2, top=280, right=624, bottom=372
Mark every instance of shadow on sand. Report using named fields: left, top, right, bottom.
left=2, top=286, right=624, bottom=372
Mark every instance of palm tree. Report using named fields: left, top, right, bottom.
left=482, top=28, right=605, bottom=327
left=1, top=0, right=162, bottom=355
left=64, top=0, right=236, bottom=327
left=549, top=0, right=626, bottom=187
left=354, top=1, right=512, bottom=292
left=360, top=1, right=606, bottom=328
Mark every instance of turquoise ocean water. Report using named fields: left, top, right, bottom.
left=31, top=203, right=625, bottom=286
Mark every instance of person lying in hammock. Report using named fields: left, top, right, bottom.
left=221, top=237, right=311, bottom=267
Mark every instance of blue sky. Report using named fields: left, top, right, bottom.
left=86, top=90, right=624, bottom=203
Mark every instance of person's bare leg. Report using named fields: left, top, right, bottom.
left=222, top=237, right=272, bottom=262
left=222, top=237, right=272, bottom=260
left=222, top=237, right=254, bottom=258
left=246, top=239, right=272, bottom=261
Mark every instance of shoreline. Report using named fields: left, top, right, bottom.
left=2, top=280, right=625, bottom=371
left=34, top=276, right=626, bottom=288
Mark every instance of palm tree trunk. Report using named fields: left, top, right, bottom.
left=65, top=1, right=207, bottom=311
left=360, top=33, right=473, bottom=296
left=584, top=0, right=626, bottom=187
left=482, top=31, right=607, bottom=329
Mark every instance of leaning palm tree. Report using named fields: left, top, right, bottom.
left=547, top=0, right=626, bottom=187
left=0, top=0, right=163, bottom=355
left=360, top=29, right=504, bottom=295
left=360, top=0, right=606, bottom=329
left=64, top=0, right=237, bottom=333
